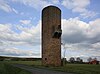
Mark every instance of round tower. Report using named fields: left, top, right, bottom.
left=42, top=6, right=62, bottom=66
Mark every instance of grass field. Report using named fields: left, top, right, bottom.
left=49, top=64, right=100, bottom=74
left=1, top=61, right=100, bottom=74
left=0, top=61, right=31, bottom=74
left=4, top=60, right=41, bottom=66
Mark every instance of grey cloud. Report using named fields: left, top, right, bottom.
left=0, top=47, right=40, bottom=57
left=62, top=18, right=100, bottom=44
left=0, top=17, right=100, bottom=59
left=62, top=18, right=100, bottom=60
left=62, top=32, right=87, bottom=43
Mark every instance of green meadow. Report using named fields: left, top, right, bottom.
left=0, top=61, right=100, bottom=74
left=49, top=64, right=100, bottom=74
left=0, top=61, right=31, bottom=74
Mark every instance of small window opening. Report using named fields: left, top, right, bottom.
left=45, top=58, right=47, bottom=60
left=52, top=25, right=62, bottom=38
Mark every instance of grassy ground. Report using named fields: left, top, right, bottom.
left=49, top=64, right=100, bottom=74
left=0, top=61, right=31, bottom=74
left=5, top=60, right=41, bottom=66
left=1, top=61, right=100, bottom=74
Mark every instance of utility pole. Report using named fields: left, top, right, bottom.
left=61, top=43, right=66, bottom=66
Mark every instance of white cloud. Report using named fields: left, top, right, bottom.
left=0, top=24, right=11, bottom=32
left=92, top=42, right=100, bottom=49
left=62, top=18, right=100, bottom=59
left=62, top=18, right=100, bottom=43
left=12, top=0, right=51, bottom=10
left=62, top=0, right=97, bottom=18
left=62, top=0, right=90, bottom=11
left=87, top=19, right=100, bottom=38
left=0, top=0, right=12, bottom=12
left=12, top=8, right=19, bottom=14
left=80, top=11, right=98, bottom=18
left=0, top=21, right=41, bottom=57
left=20, top=20, right=31, bottom=25
left=62, top=18, right=88, bottom=35
left=0, top=47, right=40, bottom=57
left=0, top=18, right=100, bottom=59
left=51, top=0, right=60, bottom=4
left=0, top=0, right=18, bottom=13
left=0, top=20, right=41, bottom=47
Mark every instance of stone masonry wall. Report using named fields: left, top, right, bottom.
left=42, top=6, right=61, bottom=66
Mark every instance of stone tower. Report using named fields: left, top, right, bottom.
left=42, top=6, right=62, bottom=66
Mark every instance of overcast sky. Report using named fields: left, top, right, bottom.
left=0, top=0, right=100, bottom=61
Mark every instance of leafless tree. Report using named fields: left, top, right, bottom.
left=87, top=57, right=92, bottom=62
left=69, top=57, right=75, bottom=63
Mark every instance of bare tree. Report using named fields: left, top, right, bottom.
left=76, top=57, right=83, bottom=63
left=87, top=57, right=92, bottom=62
left=93, top=57, right=97, bottom=60
left=76, top=57, right=81, bottom=62
left=69, top=57, right=75, bottom=63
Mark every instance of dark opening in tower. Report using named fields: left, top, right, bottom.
left=52, top=25, right=62, bottom=38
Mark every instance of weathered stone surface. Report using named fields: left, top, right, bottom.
left=42, top=6, right=62, bottom=66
